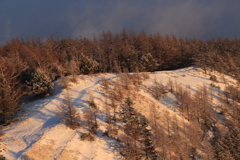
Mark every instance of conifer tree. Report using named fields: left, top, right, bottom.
left=119, top=98, right=134, bottom=123
left=78, top=53, right=99, bottom=74
left=125, top=50, right=139, bottom=72
left=119, top=98, right=142, bottom=158
left=119, top=98, right=158, bottom=159
left=26, top=69, right=54, bottom=95
left=139, top=53, right=159, bottom=72
left=139, top=117, right=158, bottom=160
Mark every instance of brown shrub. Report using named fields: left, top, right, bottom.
left=81, top=133, right=95, bottom=141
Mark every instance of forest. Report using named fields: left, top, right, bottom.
left=0, top=30, right=240, bottom=159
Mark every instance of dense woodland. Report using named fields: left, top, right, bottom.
left=0, top=30, right=240, bottom=159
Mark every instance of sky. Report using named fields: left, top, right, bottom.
left=1, top=0, right=240, bottom=44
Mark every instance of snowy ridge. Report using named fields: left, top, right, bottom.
left=2, top=67, right=238, bottom=159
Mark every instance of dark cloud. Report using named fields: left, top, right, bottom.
left=1, top=0, right=240, bottom=44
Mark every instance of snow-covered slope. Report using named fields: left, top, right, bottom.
left=1, top=67, right=238, bottom=160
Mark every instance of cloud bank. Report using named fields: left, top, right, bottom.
left=1, top=0, right=240, bottom=44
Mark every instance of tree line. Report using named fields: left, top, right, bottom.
left=0, top=30, right=239, bottom=124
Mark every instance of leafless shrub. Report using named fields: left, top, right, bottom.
left=119, top=74, right=132, bottom=90
left=93, top=73, right=101, bottom=77
left=128, top=73, right=143, bottom=87
left=88, top=96, right=97, bottom=109
left=149, top=79, right=168, bottom=100
left=193, top=85, right=217, bottom=130
left=0, top=127, right=4, bottom=138
left=81, top=133, right=95, bottom=141
left=109, top=96, right=118, bottom=121
left=103, top=124, right=118, bottom=139
left=104, top=98, right=111, bottom=124
left=210, top=75, right=218, bottom=82
left=210, top=83, right=220, bottom=89
left=56, top=92, right=80, bottom=129
left=149, top=103, right=159, bottom=133
left=225, top=85, right=240, bottom=103
left=175, top=86, right=194, bottom=121
left=84, top=107, right=98, bottom=134
left=140, top=72, right=150, bottom=80
left=101, top=76, right=111, bottom=90
left=219, top=75, right=227, bottom=85
left=66, top=60, right=79, bottom=83
left=186, top=122, right=203, bottom=160
left=19, top=155, right=33, bottom=160
left=87, top=72, right=94, bottom=77
left=70, top=74, right=78, bottom=84
left=166, top=78, right=174, bottom=93
left=59, top=76, right=70, bottom=89
left=110, top=82, right=124, bottom=102
left=79, top=74, right=85, bottom=81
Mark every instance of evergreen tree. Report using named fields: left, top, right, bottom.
left=47, top=63, right=64, bottom=80
left=119, top=98, right=134, bottom=123
left=78, top=53, right=99, bottom=74
left=119, top=98, right=158, bottom=159
left=139, top=117, right=158, bottom=160
left=119, top=98, right=140, bottom=138
left=26, top=69, right=54, bottom=95
left=126, top=50, right=139, bottom=72
left=119, top=98, right=142, bottom=158
left=139, top=53, right=159, bottom=72
left=224, top=127, right=240, bottom=159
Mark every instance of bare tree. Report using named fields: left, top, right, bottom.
left=84, top=108, right=98, bottom=134
left=84, top=96, right=98, bottom=134
left=0, top=74, right=23, bottom=124
left=166, top=78, right=174, bottom=93
left=176, top=85, right=193, bottom=121
left=119, top=74, right=132, bottom=90
left=100, top=76, right=111, bottom=91
left=59, top=76, right=70, bottom=89
left=68, top=60, right=79, bottom=83
left=149, top=78, right=167, bottom=100
left=149, top=103, right=159, bottom=132
left=56, top=92, right=80, bottom=129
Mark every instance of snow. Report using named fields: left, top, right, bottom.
left=1, top=67, right=238, bottom=159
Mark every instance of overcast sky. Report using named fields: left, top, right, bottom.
left=1, top=0, right=240, bottom=44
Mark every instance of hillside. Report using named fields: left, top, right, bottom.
left=1, top=67, right=239, bottom=160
